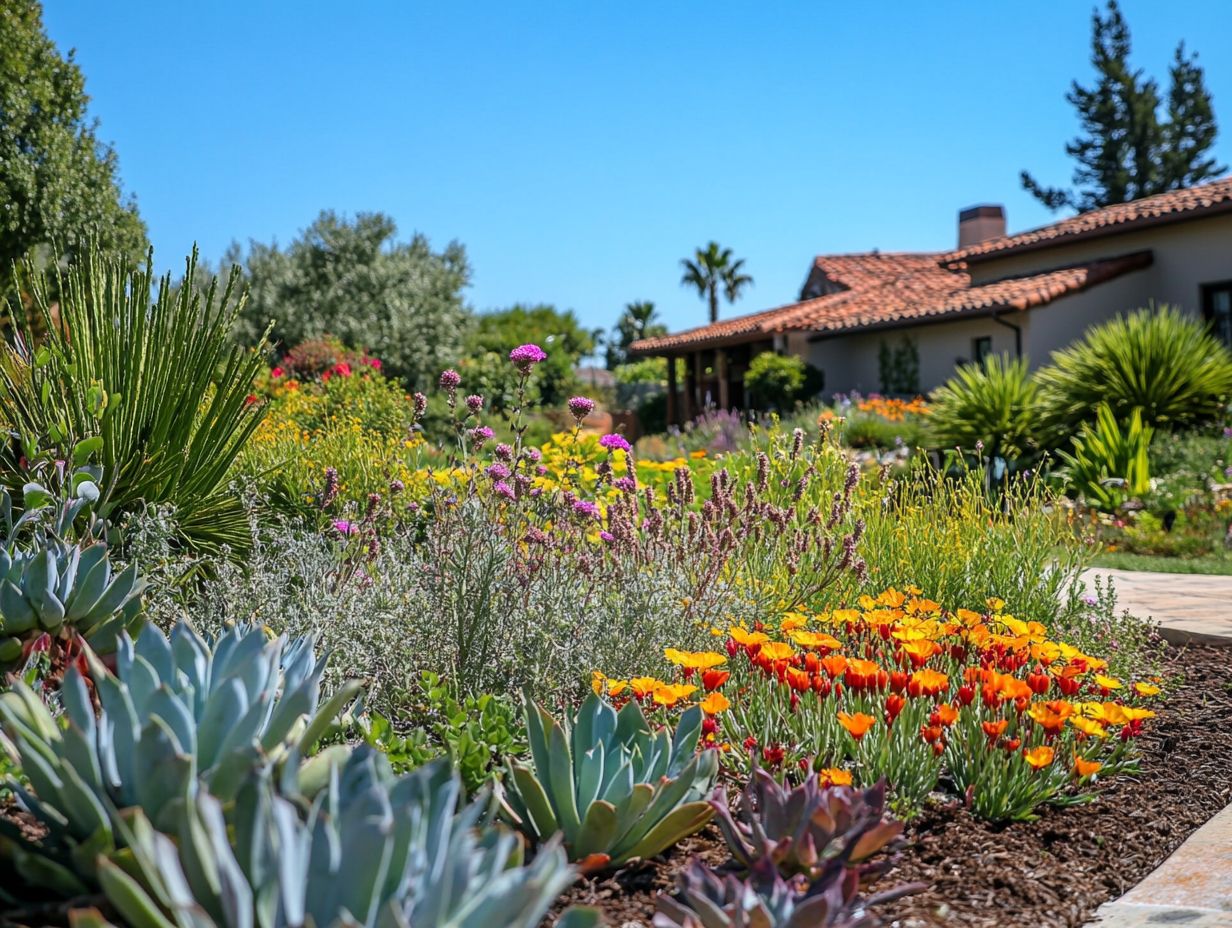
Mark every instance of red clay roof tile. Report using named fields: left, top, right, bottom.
left=943, top=175, right=1232, bottom=264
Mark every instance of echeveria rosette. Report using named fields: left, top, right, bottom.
left=501, top=691, right=719, bottom=869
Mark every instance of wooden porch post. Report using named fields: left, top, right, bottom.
left=716, top=349, right=730, bottom=410
left=684, top=352, right=697, bottom=422
left=665, top=355, right=678, bottom=426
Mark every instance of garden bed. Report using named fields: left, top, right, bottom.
left=553, top=644, right=1232, bottom=927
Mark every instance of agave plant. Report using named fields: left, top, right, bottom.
left=501, top=692, right=718, bottom=869
left=0, top=622, right=361, bottom=896
left=91, top=752, right=598, bottom=928
left=711, top=772, right=902, bottom=884
left=928, top=353, right=1041, bottom=461
left=0, top=476, right=143, bottom=668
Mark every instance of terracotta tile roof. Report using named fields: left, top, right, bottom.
left=944, top=175, right=1232, bottom=264
left=630, top=251, right=1152, bottom=354
left=808, top=252, right=944, bottom=290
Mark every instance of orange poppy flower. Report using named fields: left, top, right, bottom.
left=935, top=703, right=959, bottom=726
left=1023, top=745, right=1055, bottom=770
left=699, top=692, right=731, bottom=714
left=1133, top=682, right=1161, bottom=698
left=981, top=719, right=1008, bottom=739
left=907, top=668, right=949, bottom=698
left=729, top=626, right=770, bottom=648
left=663, top=649, right=727, bottom=670
left=838, top=711, right=877, bottom=740
left=818, top=767, right=853, bottom=788
left=821, top=654, right=848, bottom=678
left=759, top=641, right=796, bottom=662
left=788, top=629, right=842, bottom=650
left=1074, top=756, right=1102, bottom=778
left=701, top=669, right=730, bottom=691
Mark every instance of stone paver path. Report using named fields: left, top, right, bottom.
left=1081, top=567, right=1232, bottom=926
left=1088, top=803, right=1232, bottom=926
left=1082, top=567, right=1232, bottom=645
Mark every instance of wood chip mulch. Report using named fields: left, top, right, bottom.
left=553, top=643, right=1232, bottom=927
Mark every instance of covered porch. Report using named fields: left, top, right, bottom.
left=656, top=339, right=770, bottom=427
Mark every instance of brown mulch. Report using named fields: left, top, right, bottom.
left=553, top=644, right=1232, bottom=927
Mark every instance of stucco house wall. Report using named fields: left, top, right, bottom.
left=797, top=212, right=1232, bottom=395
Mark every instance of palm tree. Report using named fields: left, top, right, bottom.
left=681, top=242, right=753, bottom=324
left=607, top=301, right=667, bottom=368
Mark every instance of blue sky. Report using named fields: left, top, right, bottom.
left=43, top=1, right=1232, bottom=338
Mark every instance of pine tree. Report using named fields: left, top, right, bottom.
left=0, top=1, right=146, bottom=292
left=1021, top=1, right=1225, bottom=213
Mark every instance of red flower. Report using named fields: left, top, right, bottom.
left=701, top=669, right=729, bottom=691
left=885, top=692, right=906, bottom=725
left=270, top=366, right=284, bottom=378
left=244, top=394, right=258, bottom=406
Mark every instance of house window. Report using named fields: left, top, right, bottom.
left=1203, top=280, right=1232, bottom=347
left=972, top=336, right=993, bottom=363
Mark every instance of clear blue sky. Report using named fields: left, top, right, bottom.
left=42, top=1, right=1232, bottom=338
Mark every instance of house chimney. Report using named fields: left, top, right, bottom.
left=958, top=205, right=1006, bottom=248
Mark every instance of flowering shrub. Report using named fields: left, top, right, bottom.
left=856, top=395, right=929, bottom=422
left=594, top=588, right=1162, bottom=820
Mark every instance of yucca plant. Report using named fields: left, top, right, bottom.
left=0, top=247, right=270, bottom=555
left=1037, top=304, right=1232, bottom=439
left=711, top=772, right=902, bottom=885
left=501, top=692, right=718, bottom=869
left=927, top=353, right=1041, bottom=461
left=0, top=622, right=361, bottom=898
left=89, top=753, right=597, bottom=928
left=1056, top=403, right=1154, bottom=511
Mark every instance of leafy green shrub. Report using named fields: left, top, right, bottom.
left=0, top=249, right=268, bottom=555
left=927, top=354, right=1040, bottom=459
left=360, top=671, right=525, bottom=795
left=502, top=692, right=718, bottom=868
left=1037, top=305, right=1232, bottom=437
left=1056, top=404, right=1153, bottom=511
left=745, top=352, right=809, bottom=410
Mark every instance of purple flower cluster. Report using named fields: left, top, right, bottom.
left=567, top=395, right=596, bottom=421
left=486, top=462, right=511, bottom=480
left=465, top=394, right=485, bottom=413
left=572, top=499, right=601, bottom=519
left=599, top=433, right=632, bottom=453
left=439, top=369, right=461, bottom=390
left=509, top=343, right=547, bottom=373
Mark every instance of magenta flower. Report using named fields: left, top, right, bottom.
left=465, top=394, right=485, bottom=413
left=494, top=442, right=514, bottom=461
left=509, top=343, right=547, bottom=372
left=572, top=499, right=601, bottom=518
left=493, top=481, right=516, bottom=500
left=412, top=392, right=428, bottom=417
left=524, top=447, right=542, bottom=463
left=599, top=530, right=615, bottom=542
left=567, top=396, right=596, bottom=421
left=439, top=369, right=462, bottom=390
left=613, top=476, right=637, bottom=492
left=331, top=519, right=359, bottom=536
left=469, top=425, right=495, bottom=447
left=599, top=433, right=632, bottom=453
left=486, top=462, right=511, bottom=480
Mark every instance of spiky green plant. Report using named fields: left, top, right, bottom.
left=89, top=753, right=597, bottom=928
left=1037, top=304, right=1232, bottom=437
left=927, top=354, right=1041, bottom=460
left=0, top=247, right=270, bottom=555
left=0, top=622, right=360, bottom=898
left=501, top=692, right=718, bottom=869
left=1056, top=403, right=1154, bottom=511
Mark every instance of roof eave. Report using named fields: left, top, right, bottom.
left=945, top=198, right=1232, bottom=266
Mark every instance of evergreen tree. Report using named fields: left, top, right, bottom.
left=0, top=1, right=146, bottom=291
left=1022, top=1, right=1224, bottom=212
